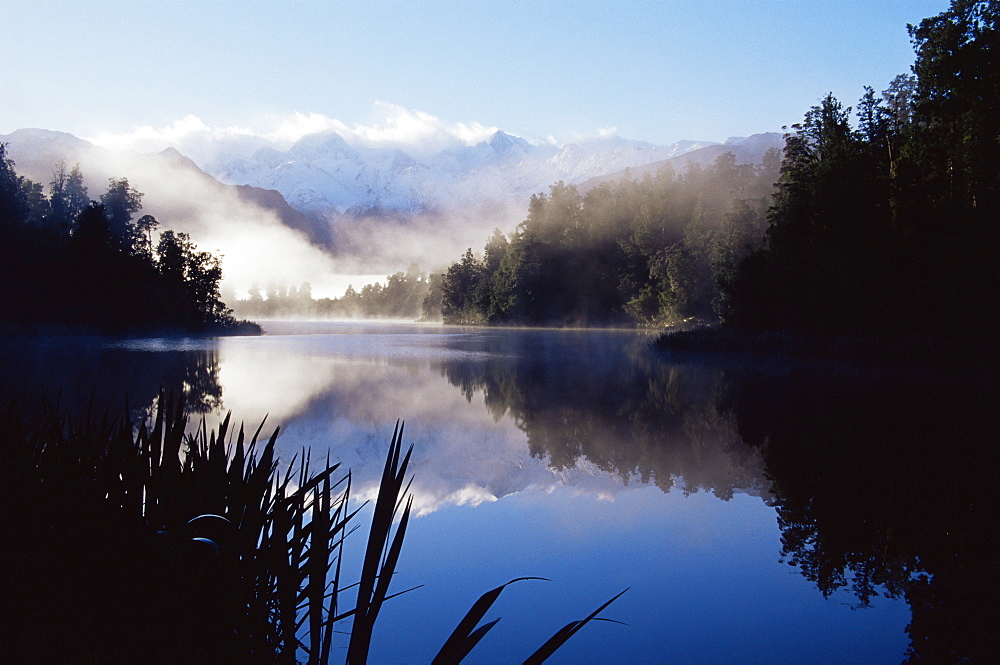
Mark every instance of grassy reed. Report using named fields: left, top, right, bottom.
left=2, top=393, right=624, bottom=664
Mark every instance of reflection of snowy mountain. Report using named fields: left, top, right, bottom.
left=212, top=129, right=720, bottom=219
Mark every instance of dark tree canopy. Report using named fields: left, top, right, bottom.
left=46, top=161, right=89, bottom=233
left=433, top=155, right=780, bottom=327
left=722, top=0, right=999, bottom=340
left=0, top=148, right=255, bottom=335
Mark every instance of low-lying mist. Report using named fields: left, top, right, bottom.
left=320, top=200, right=527, bottom=275
left=6, top=134, right=530, bottom=306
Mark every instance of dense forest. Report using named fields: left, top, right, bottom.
left=0, top=150, right=257, bottom=334
left=438, top=0, right=998, bottom=340
left=434, top=152, right=780, bottom=327
left=726, top=0, right=999, bottom=339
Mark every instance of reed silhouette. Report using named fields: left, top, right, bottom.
left=1, top=393, right=624, bottom=664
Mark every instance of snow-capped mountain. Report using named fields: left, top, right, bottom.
left=1, top=125, right=782, bottom=283
left=211, top=129, right=719, bottom=221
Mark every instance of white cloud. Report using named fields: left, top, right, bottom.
left=88, top=114, right=255, bottom=153
left=262, top=112, right=350, bottom=146
left=350, top=101, right=497, bottom=153
left=86, top=104, right=500, bottom=161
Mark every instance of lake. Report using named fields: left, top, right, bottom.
left=2, top=321, right=996, bottom=664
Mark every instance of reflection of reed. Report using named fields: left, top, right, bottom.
left=3, top=393, right=623, bottom=664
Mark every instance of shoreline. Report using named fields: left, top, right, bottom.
left=650, top=325, right=1000, bottom=376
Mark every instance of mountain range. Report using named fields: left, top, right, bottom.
left=212, top=130, right=728, bottom=221
left=1, top=126, right=784, bottom=290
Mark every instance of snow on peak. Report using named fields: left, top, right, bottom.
left=487, top=130, right=530, bottom=155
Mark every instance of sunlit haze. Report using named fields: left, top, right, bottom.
left=0, top=0, right=950, bottom=299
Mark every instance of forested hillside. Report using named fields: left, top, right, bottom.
left=234, top=265, right=432, bottom=320
left=437, top=0, right=998, bottom=342
left=433, top=150, right=780, bottom=326
left=0, top=150, right=257, bottom=334
left=725, top=0, right=999, bottom=339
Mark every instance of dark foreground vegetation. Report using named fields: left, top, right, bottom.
left=1, top=394, right=623, bottom=664
left=441, top=0, right=999, bottom=346
left=0, top=152, right=258, bottom=335
left=717, top=0, right=999, bottom=342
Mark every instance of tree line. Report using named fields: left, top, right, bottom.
left=726, top=0, right=998, bottom=339
left=437, top=0, right=998, bottom=341
left=0, top=150, right=257, bottom=334
left=233, top=264, right=433, bottom=319
left=433, top=151, right=780, bottom=327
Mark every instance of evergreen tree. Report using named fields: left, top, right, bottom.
left=725, top=0, right=998, bottom=339
left=0, top=143, right=29, bottom=230
left=46, top=161, right=89, bottom=233
left=100, top=177, right=144, bottom=251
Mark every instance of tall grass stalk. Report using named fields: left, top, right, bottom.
left=3, top=393, right=624, bottom=664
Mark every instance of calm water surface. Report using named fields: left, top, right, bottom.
left=4, top=320, right=996, bottom=663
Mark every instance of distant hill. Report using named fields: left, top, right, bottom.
left=1, top=126, right=783, bottom=285
left=210, top=129, right=720, bottom=220
left=0, top=130, right=320, bottom=245
left=0, top=128, right=336, bottom=296
left=577, top=133, right=785, bottom=193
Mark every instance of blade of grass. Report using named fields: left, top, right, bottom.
left=432, top=577, right=550, bottom=665
left=346, top=421, right=412, bottom=665
left=522, top=588, right=629, bottom=665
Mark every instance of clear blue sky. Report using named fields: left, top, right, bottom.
left=1, top=0, right=948, bottom=147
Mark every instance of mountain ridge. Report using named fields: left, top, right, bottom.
left=209, top=128, right=726, bottom=222
left=2, top=126, right=784, bottom=285
left=577, top=132, right=785, bottom=193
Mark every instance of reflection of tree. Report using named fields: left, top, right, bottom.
left=731, top=369, right=999, bottom=663
left=436, top=331, right=768, bottom=500
left=173, top=349, right=223, bottom=414
left=439, top=330, right=999, bottom=660
left=0, top=338, right=223, bottom=418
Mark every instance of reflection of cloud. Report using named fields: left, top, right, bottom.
left=206, top=326, right=768, bottom=518
left=215, top=341, right=343, bottom=425
left=212, top=331, right=651, bottom=515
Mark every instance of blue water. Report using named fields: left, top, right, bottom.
left=1, top=321, right=915, bottom=663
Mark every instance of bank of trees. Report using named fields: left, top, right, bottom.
left=723, top=0, right=998, bottom=339
left=433, top=152, right=780, bottom=326
left=0, top=150, right=255, bottom=334
left=234, top=265, right=433, bottom=319
left=438, top=0, right=998, bottom=341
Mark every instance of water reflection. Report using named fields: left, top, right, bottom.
left=0, top=335, right=222, bottom=417
left=436, top=330, right=768, bottom=499
left=2, top=324, right=994, bottom=662
left=429, top=330, right=999, bottom=661
left=206, top=328, right=770, bottom=517
left=729, top=367, right=999, bottom=663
